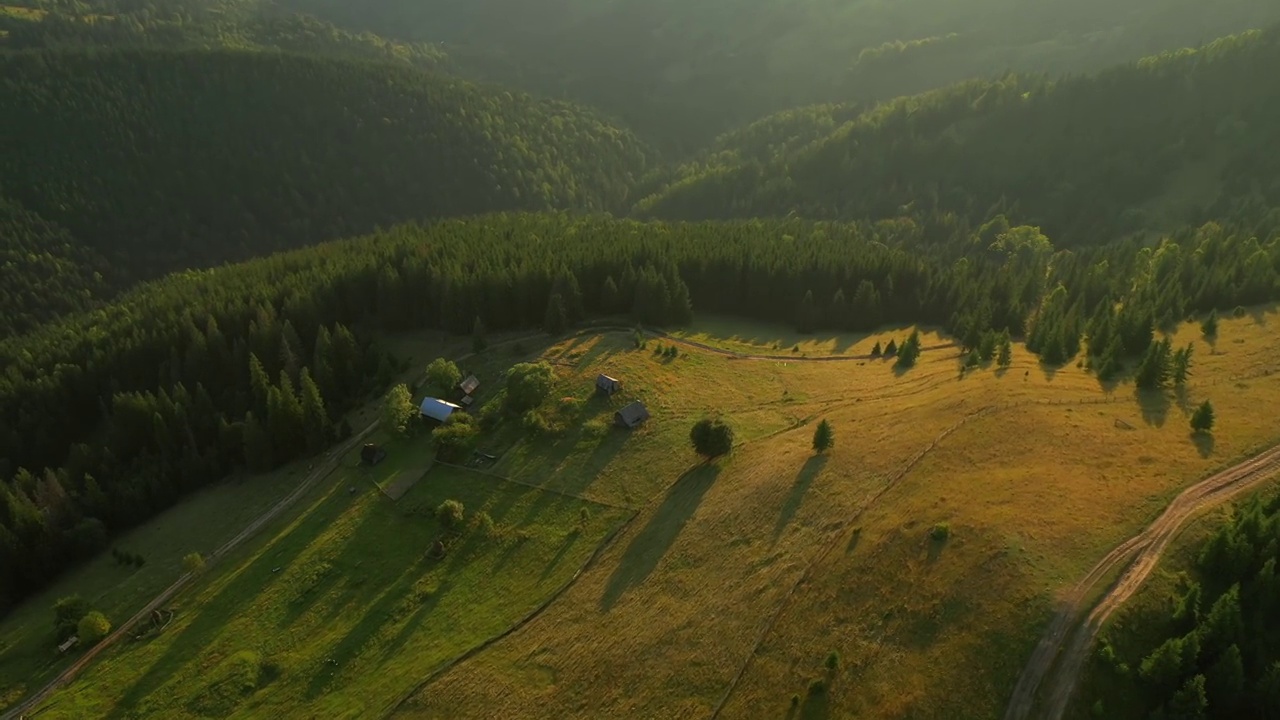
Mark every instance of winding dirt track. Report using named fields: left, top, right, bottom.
left=1004, top=442, right=1280, bottom=720
left=2, top=422, right=379, bottom=720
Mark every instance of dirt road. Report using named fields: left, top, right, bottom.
left=2, top=421, right=378, bottom=720
left=1004, top=442, right=1280, bottom=720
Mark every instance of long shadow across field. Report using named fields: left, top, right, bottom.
left=599, top=464, right=720, bottom=611
left=774, top=455, right=828, bottom=543
left=104, top=480, right=363, bottom=718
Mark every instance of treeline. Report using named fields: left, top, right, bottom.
left=0, top=47, right=653, bottom=323
left=636, top=26, right=1280, bottom=247
left=1087, top=496, right=1280, bottom=718
left=6, top=212, right=1280, bottom=613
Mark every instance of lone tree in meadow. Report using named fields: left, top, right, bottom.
left=691, top=417, right=734, bottom=460
left=53, top=594, right=89, bottom=643
left=813, top=420, right=834, bottom=453
left=1191, top=400, right=1216, bottom=434
left=77, top=611, right=111, bottom=645
left=182, top=552, right=206, bottom=575
left=382, top=383, right=415, bottom=435
left=1202, top=309, right=1219, bottom=338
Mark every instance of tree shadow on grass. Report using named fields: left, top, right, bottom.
left=800, top=687, right=831, bottom=719
left=1192, top=431, right=1216, bottom=458
left=538, top=530, right=582, bottom=583
left=515, top=425, right=631, bottom=527
left=1137, top=388, right=1171, bottom=428
left=106, top=483, right=354, bottom=718
left=598, top=464, right=720, bottom=612
left=773, top=455, right=828, bottom=543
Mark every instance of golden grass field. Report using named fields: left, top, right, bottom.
left=7, top=307, right=1280, bottom=719
left=399, top=308, right=1280, bottom=720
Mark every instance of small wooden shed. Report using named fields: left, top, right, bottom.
left=614, top=401, right=650, bottom=429
left=596, top=374, right=622, bottom=395
left=361, top=443, right=387, bottom=466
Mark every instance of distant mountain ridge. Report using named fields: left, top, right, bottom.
left=634, top=27, right=1280, bottom=247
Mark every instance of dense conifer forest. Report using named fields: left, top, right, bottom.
left=635, top=27, right=1280, bottom=244
left=0, top=47, right=652, bottom=331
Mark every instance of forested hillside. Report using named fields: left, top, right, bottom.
left=0, top=0, right=451, bottom=72
left=283, top=0, right=1280, bottom=150
left=636, top=28, right=1280, bottom=247
left=0, top=198, right=109, bottom=338
left=4, top=210, right=1280, bottom=614
left=0, top=47, right=652, bottom=332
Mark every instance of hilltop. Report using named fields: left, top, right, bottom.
left=636, top=27, right=1280, bottom=246
left=0, top=47, right=652, bottom=333
left=284, top=0, right=1280, bottom=149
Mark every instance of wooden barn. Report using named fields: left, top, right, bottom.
left=596, top=374, right=622, bottom=395
left=614, top=401, right=650, bottom=429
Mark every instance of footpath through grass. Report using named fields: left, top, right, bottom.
left=0, top=464, right=304, bottom=711
left=30, top=437, right=629, bottom=718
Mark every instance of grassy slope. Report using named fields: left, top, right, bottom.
left=29, top=435, right=629, bottom=719
left=12, top=309, right=1280, bottom=718
left=400, top=309, right=1280, bottom=719
left=0, top=464, right=305, bottom=709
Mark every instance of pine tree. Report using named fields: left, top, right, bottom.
left=248, top=352, right=271, bottom=415
left=268, top=372, right=305, bottom=461
left=896, top=330, right=922, bottom=368
left=471, top=316, right=488, bottom=353
left=601, top=275, right=621, bottom=315
left=812, top=419, right=834, bottom=453
left=299, top=368, right=330, bottom=452
left=797, top=290, right=819, bottom=334
left=544, top=293, right=568, bottom=335
left=997, top=332, right=1013, bottom=368
left=242, top=411, right=273, bottom=472
left=1172, top=344, right=1194, bottom=386
left=1135, top=338, right=1173, bottom=390
left=1202, top=310, right=1219, bottom=338
left=1191, top=400, right=1215, bottom=434
left=871, top=341, right=882, bottom=357
left=884, top=339, right=898, bottom=356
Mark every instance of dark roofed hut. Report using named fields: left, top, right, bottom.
left=614, top=401, right=650, bottom=429
left=596, top=374, right=622, bottom=395
left=361, top=443, right=386, bottom=466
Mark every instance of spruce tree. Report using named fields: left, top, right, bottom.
left=471, top=316, right=488, bottom=353
left=884, top=339, right=898, bottom=356
left=601, top=275, right=621, bottom=315
left=1191, top=400, right=1215, bottom=434
left=242, top=411, right=273, bottom=472
left=812, top=419, right=834, bottom=453
left=1202, top=310, right=1219, bottom=338
left=797, top=290, right=818, bottom=334
left=299, top=368, right=330, bottom=451
left=997, top=332, right=1013, bottom=368
left=871, top=341, right=882, bottom=357
left=896, top=330, right=922, bottom=368
left=543, top=293, right=568, bottom=335
left=1172, top=344, right=1193, bottom=386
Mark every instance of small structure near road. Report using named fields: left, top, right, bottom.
left=57, top=636, right=79, bottom=654
left=614, top=401, right=650, bottom=429
left=459, top=374, right=480, bottom=396
left=419, top=397, right=463, bottom=424
left=360, top=443, right=387, bottom=466
left=595, top=374, right=622, bottom=396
